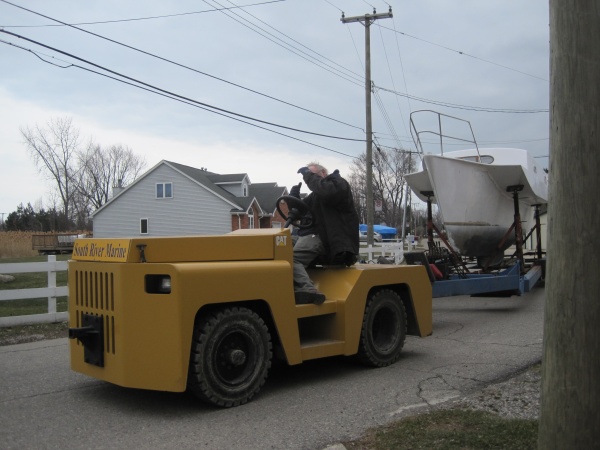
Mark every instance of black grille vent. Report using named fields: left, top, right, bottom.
left=74, top=270, right=115, bottom=311
left=73, top=270, right=117, bottom=355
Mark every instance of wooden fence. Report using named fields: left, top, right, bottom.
left=0, top=256, right=68, bottom=327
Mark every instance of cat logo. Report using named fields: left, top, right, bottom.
left=275, top=236, right=287, bottom=247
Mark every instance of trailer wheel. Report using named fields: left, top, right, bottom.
left=188, top=307, right=272, bottom=407
left=356, top=289, right=407, bottom=367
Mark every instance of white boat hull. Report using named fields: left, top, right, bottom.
left=406, top=149, right=548, bottom=262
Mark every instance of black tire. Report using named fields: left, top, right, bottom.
left=188, top=307, right=272, bottom=407
left=356, top=289, right=407, bottom=367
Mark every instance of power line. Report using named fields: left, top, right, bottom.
left=0, top=1, right=286, bottom=27
left=375, top=85, right=549, bottom=113
left=377, top=23, right=549, bottom=82
left=390, top=15, right=413, bottom=137
left=202, top=0, right=364, bottom=87
left=376, top=22, right=409, bottom=146
left=2, top=0, right=547, bottom=122
left=3, top=0, right=366, bottom=88
left=374, top=132, right=549, bottom=146
left=321, top=0, right=343, bottom=13
left=4, top=37, right=359, bottom=160
left=218, top=0, right=365, bottom=83
left=373, top=87, right=403, bottom=150
left=333, top=2, right=548, bottom=89
left=0, top=30, right=366, bottom=145
left=0, top=0, right=364, bottom=132
left=2, top=0, right=550, bottom=150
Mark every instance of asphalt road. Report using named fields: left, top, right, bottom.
left=0, top=286, right=545, bottom=450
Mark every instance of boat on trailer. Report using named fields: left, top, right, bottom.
left=405, top=110, right=548, bottom=267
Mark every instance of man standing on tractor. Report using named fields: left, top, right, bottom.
left=289, top=162, right=360, bottom=305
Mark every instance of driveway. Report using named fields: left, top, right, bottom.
left=0, top=286, right=544, bottom=449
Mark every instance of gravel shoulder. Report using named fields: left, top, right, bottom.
left=438, top=362, right=541, bottom=420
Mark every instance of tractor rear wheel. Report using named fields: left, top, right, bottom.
left=356, top=289, right=407, bottom=367
left=188, top=307, right=272, bottom=407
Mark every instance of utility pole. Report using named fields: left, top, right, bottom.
left=341, top=8, right=393, bottom=246
left=538, top=1, right=600, bottom=448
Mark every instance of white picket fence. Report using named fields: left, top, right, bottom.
left=0, top=255, right=68, bottom=327
left=359, top=239, right=421, bottom=264
left=0, top=243, right=413, bottom=328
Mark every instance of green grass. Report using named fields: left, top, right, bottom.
left=0, top=255, right=69, bottom=317
left=0, top=297, right=69, bottom=317
left=345, top=409, right=538, bottom=450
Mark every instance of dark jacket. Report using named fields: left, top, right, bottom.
left=300, top=169, right=359, bottom=265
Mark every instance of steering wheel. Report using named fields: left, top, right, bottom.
left=276, top=195, right=314, bottom=229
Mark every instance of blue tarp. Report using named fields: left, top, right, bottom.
left=359, top=224, right=398, bottom=239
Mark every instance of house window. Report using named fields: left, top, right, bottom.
left=140, top=218, right=148, bottom=234
left=156, top=182, right=173, bottom=198
left=243, top=186, right=248, bottom=197
left=248, top=207, right=254, bottom=229
left=272, top=221, right=282, bottom=229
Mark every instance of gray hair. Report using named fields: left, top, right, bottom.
left=307, top=162, right=328, bottom=176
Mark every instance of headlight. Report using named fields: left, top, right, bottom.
left=145, top=275, right=172, bottom=294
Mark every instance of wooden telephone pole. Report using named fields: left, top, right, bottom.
left=341, top=8, right=393, bottom=246
left=538, top=1, right=600, bottom=448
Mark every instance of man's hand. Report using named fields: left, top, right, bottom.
left=290, top=182, right=302, bottom=198
left=297, top=167, right=310, bottom=176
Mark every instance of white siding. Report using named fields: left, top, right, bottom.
left=93, top=165, right=236, bottom=237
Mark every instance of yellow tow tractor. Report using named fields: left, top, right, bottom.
left=68, top=196, right=432, bottom=407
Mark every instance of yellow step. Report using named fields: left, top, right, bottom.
left=295, top=299, right=338, bottom=318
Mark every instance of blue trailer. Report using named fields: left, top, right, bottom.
left=405, top=252, right=544, bottom=297
left=431, top=261, right=543, bottom=297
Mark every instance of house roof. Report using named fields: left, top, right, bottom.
left=165, top=161, right=243, bottom=209
left=206, top=173, right=249, bottom=184
left=92, top=160, right=286, bottom=217
left=250, top=183, right=287, bottom=214
left=166, top=162, right=286, bottom=215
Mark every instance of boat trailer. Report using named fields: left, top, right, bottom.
left=406, top=188, right=545, bottom=298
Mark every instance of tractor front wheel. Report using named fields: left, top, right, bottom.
left=188, top=307, right=272, bottom=407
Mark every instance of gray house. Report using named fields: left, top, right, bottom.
left=92, top=160, right=289, bottom=238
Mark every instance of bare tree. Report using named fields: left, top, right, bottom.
left=346, top=170, right=367, bottom=224
left=22, top=117, right=146, bottom=231
left=74, top=144, right=146, bottom=210
left=349, top=147, right=416, bottom=228
left=21, top=117, right=85, bottom=227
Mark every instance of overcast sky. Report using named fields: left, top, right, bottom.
left=0, top=0, right=550, bottom=219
